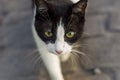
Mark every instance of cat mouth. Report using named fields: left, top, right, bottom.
left=49, top=50, right=65, bottom=56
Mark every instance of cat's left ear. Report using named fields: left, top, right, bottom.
left=72, top=0, right=88, bottom=15
left=33, top=0, right=47, bottom=11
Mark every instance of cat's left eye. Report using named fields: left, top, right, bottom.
left=45, top=31, right=53, bottom=38
left=66, top=31, right=75, bottom=38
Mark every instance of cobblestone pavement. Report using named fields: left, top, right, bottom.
left=0, top=0, right=120, bottom=80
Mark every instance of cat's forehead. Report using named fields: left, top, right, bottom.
left=46, top=0, right=73, bottom=17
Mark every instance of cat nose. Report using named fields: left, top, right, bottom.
left=56, top=50, right=63, bottom=54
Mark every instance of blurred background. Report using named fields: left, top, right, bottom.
left=0, top=0, right=120, bottom=80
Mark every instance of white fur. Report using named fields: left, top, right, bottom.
left=55, top=18, right=65, bottom=52
left=56, top=18, right=71, bottom=61
left=70, top=0, right=80, bottom=3
left=32, top=8, right=71, bottom=80
left=32, top=25, right=64, bottom=80
left=47, top=18, right=72, bottom=57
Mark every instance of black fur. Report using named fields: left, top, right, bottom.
left=34, top=0, right=87, bottom=44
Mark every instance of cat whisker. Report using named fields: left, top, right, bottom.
left=24, top=49, right=39, bottom=60
left=80, top=44, right=88, bottom=46
left=72, top=43, right=88, bottom=48
left=70, top=53, right=80, bottom=67
left=73, top=45, right=81, bottom=47
left=22, top=49, right=41, bottom=67
left=72, top=45, right=81, bottom=48
left=70, top=54, right=74, bottom=66
left=71, top=50, right=92, bottom=66
left=82, top=32, right=90, bottom=35
left=72, top=50, right=86, bottom=56
left=73, top=42, right=88, bottom=46
left=70, top=53, right=77, bottom=67
left=26, top=53, right=42, bottom=68
left=32, top=55, right=42, bottom=68
left=31, top=54, right=41, bottom=62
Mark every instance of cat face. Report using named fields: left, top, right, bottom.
left=34, top=0, right=87, bottom=55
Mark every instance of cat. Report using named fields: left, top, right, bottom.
left=32, top=0, right=88, bottom=80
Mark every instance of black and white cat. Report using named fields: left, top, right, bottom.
left=32, top=0, right=88, bottom=80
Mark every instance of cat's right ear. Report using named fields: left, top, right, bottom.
left=72, top=0, right=88, bottom=15
left=33, top=0, right=47, bottom=11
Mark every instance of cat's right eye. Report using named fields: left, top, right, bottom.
left=66, top=31, right=75, bottom=39
left=45, top=31, right=53, bottom=38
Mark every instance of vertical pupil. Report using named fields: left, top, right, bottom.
left=69, top=32, right=72, bottom=36
left=48, top=32, right=50, bottom=35
left=48, top=32, right=51, bottom=35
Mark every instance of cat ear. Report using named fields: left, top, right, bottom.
left=72, top=0, right=88, bottom=15
left=34, top=0, right=47, bottom=11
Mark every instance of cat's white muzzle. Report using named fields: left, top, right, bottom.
left=47, top=41, right=72, bottom=55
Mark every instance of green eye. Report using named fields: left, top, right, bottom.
left=66, top=31, right=75, bottom=38
left=45, top=31, right=53, bottom=37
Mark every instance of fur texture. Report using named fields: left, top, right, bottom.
left=32, top=0, right=87, bottom=80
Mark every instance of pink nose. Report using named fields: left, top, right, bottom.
left=56, top=50, right=63, bottom=54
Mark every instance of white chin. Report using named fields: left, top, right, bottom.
left=59, top=53, right=71, bottom=62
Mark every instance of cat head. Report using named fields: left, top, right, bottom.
left=34, top=0, right=88, bottom=55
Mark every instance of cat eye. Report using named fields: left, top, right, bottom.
left=66, top=31, right=75, bottom=38
left=45, top=31, right=53, bottom=37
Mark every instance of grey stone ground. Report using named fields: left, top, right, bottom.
left=0, top=0, right=120, bottom=80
